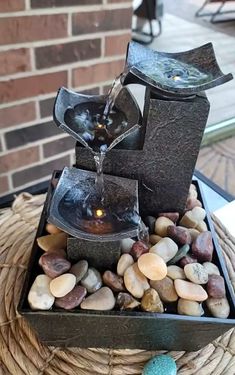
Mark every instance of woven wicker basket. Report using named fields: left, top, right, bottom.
left=0, top=193, right=234, bottom=375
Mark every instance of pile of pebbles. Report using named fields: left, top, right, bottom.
left=28, top=184, right=230, bottom=319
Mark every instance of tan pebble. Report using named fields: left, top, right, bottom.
left=46, top=223, right=62, bottom=234
left=167, top=265, right=186, bottom=280
left=188, top=184, right=198, bottom=199
left=203, top=262, right=220, bottom=276
left=37, top=232, right=68, bottom=251
left=191, top=207, right=206, bottom=222
left=50, top=273, right=76, bottom=298
left=196, top=221, right=208, bottom=232
left=141, top=288, right=164, bottom=313
left=80, top=287, right=115, bottom=311
left=206, top=297, right=230, bottom=318
left=178, top=298, right=204, bottom=317
left=154, top=217, right=174, bottom=237
left=138, top=253, right=167, bottom=281
left=150, top=277, right=178, bottom=302
left=174, top=279, right=208, bottom=301
left=180, top=211, right=197, bottom=229
left=149, top=234, right=162, bottom=245
left=188, top=228, right=200, bottom=242
left=184, top=263, right=208, bottom=284
left=124, top=263, right=149, bottom=298
left=117, top=254, right=134, bottom=276
left=149, top=237, right=178, bottom=262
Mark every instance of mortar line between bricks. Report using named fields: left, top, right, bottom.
left=0, top=3, right=132, bottom=18
left=0, top=134, right=6, bottom=153
left=101, top=35, right=105, bottom=58
left=0, top=29, right=131, bottom=51
left=4, top=150, right=72, bottom=176
left=0, top=81, right=115, bottom=111
left=0, top=117, right=54, bottom=134
left=29, top=47, right=36, bottom=72
left=8, top=174, right=52, bottom=193
left=35, top=100, right=41, bottom=121
left=0, top=54, right=126, bottom=82
left=67, top=12, right=72, bottom=37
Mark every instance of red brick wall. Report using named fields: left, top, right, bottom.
left=0, top=0, right=132, bottom=196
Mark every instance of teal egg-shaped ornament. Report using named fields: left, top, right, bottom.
left=142, top=354, right=177, bottom=375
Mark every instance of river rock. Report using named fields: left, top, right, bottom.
left=186, top=198, right=202, bottom=211
left=50, top=273, right=76, bottom=298
left=174, top=279, right=208, bottom=301
left=103, top=270, right=125, bottom=292
left=39, top=252, right=71, bottom=278
left=121, top=238, right=135, bottom=254
left=124, top=263, right=149, bottom=298
left=206, top=297, right=230, bottom=318
left=177, top=298, right=204, bottom=317
left=188, top=184, right=198, bottom=199
left=80, top=287, right=115, bottom=311
left=179, top=211, right=197, bottom=229
left=149, top=237, right=178, bottom=262
left=28, top=275, right=54, bottom=310
left=196, top=221, right=208, bottom=232
left=55, top=285, right=87, bottom=310
left=81, top=268, right=102, bottom=293
left=37, top=232, right=68, bottom=251
left=184, top=263, right=208, bottom=284
left=46, top=223, right=62, bottom=234
left=179, top=254, right=198, bottom=267
left=149, top=234, right=162, bottom=245
left=167, top=244, right=190, bottom=265
left=158, top=212, right=179, bottom=223
left=167, top=225, right=191, bottom=245
left=144, top=216, right=156, bottom=234
left=167, top=265, right=186, bottom=280
left=203, top=262, right=220, bottom=276
left=207, top=275, right=226, bottom=298
left=130, top=240, right=149, bottom=260
left=116, top=292, right=140, bottom=310
left=150, top=277, right=178, bottom=302
left=138, top=253, right=167, bottom=281
left=188, top=228, right=200, bottom=242
left=155, top=217, right=175, bottom=237
left=70, top=260, right=88, bottom=283
left=192, top=231, right=214, bottom=262
left=141, top=288, right=164, bottom=313
left=142, top=355, right=177, bottom=375
left=191, top=206, right=206, bottom=222
left=117, top=253, right=134, bottom=276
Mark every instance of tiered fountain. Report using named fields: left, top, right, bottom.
left=19, top=42, right=235, bottom=351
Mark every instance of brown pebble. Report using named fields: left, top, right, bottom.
left=116, top=292, right=140, bottom=310
left=158, top=212, right=179, bottom=223
left=185, top=198, right=202, bottom=211
left=130, top=240, right=149, bottom=261
left=141, top=288, right=164, bottom=313
left=207, top=275, right=226, bottom=298
left=155, top=217, right=175, bottom=237
left=179, top=254, right=198, bottom=267
left=46, top=223, right=62, bottom=234
left=103, top=270, right=125, bottom=292
left=150, top=276, right=178, bottom=303
left=39, top=252, right=71, bottom=278
left=149, top=234, right=162, bottom=245
left=191, top=231, right=214, bottom=262
left=37, top=232, right=68, bottom=252
left=167, top=225, right=191, bottom=245
left=55, top=285, right=87, bottom=310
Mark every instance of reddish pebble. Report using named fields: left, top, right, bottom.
left=39, top=252, right=71, bottom=278
left=179, top=254, right=198, bottom=267
left=55, top=285, right=87, bottom=310
left=185, top=198, right=202, bottom=211
left=158, top=212, right=179, bottom=223
left=167, top=225, right=191, bottom=245
left=207, top=275, right=226, bottom=298
left=130, top=240, right=149, bottom=261
left=192, top=231, right=214, bottom=262
left=103, top=270, right=125, bottom=292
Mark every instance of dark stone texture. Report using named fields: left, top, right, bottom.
left=5, top=120, right=60, bottom=149
left=67, top=237, right=121, bottom=270
left=76, top=91, right=210, bottom=215
left=35, top=39, right=101, bottom=69
left=31, top=0, right=101, bottom=7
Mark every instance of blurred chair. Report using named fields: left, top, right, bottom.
left=132, top=0, right=163, bottom=44
left=195, top=0, right=235, bottom=23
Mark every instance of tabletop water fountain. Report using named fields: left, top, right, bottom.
left=19, top=41, right=235, bottom=351
left=48, top=41, right=232, bottom=268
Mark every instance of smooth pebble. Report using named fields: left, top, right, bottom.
left=46, top=223, right=62, bottom=234
left=158, top=212, right=179, bottom=222
left=138, top=253, right=167, bottom=281
left=117, top=253, right=134, bottom=276
left=81, top=287, right=115, bottom=311
left=28, top=275, right=54, bottom=310
left=150, top=276, right=178, bottom=302
left=124, top=263, right=149, bottom=298
left=167, top=265, right=186, bottom=280
left=50, top=273, right=76, bottom=298
left=130, top=240, right=149, bottom=260
left=103, top=270, right=125, bottom=292
left=141, top=288, right=164, bottom=313
left=203, top=262, right=220, bottom=276
left=116, top=292, right=140, bottom=310
left=184, top=263, right=208, bottom=284
left=121, top=238, right=135, bottom=253
left=174, top=279, right=208, bottom=301
left=70, top=260, right=88, bottom=283
left=192, top=231, right=213, bottom=262
left=81, top=268, right=102, bottom=293
left=149, top=234, right=162, bottom=245
left=167, top=225, right=191, bottom=245
left=39, top=252, right=71, bottom=279
left=150, top=237, right=178, bottom=262
left=206, top=297, right=230, bottom=318
left=206, top=275, right=226, bottom=298
left=37, top=232, right=67, bottom=251
left=55, top=285, right=87, bottom=310
left=177, top=298, right=204, bottom=317
left=167, top=244, right=190, bottom=265
left=179, top=254, right=198, bottom=267
left=154, top=217, right=175, bottom=237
